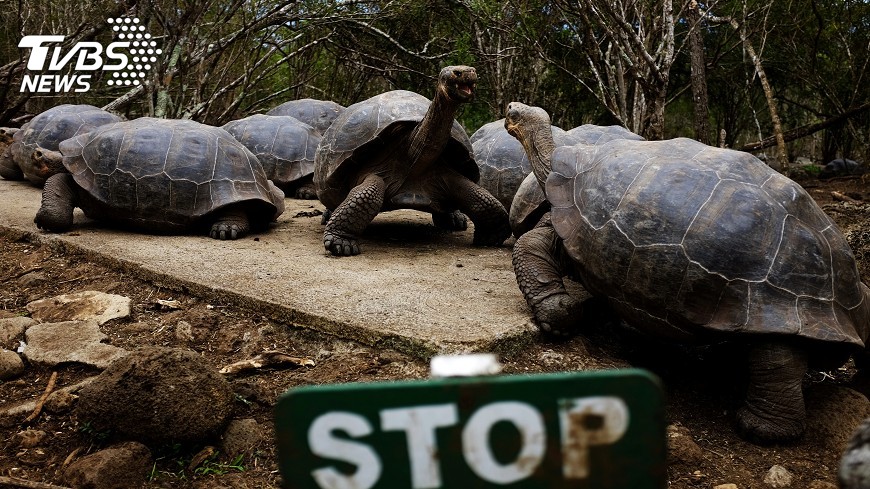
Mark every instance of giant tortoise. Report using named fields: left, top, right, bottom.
left=35, top=118, right=284, bottom=239
left=266, top=99, right=345, bottom=135
left=314, top=66, right=510, bottom=256
left=222, top=114, right=319, bottom=199
left=4, top=104, right=123, bottom=186
left=472, top=119, right=573, bottom=211
left=504, top=102, right=870, bottom=444
left=508, top=123, right=644, bottom=238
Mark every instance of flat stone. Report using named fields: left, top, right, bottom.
left=23, top=320, right=128, bottom=369
left=26, top=290, right=131, bottom=325
left=0, top=349, right=24, bottom=380
left=64, top=441, right=153, bottom=489
left=0, top=316, right=35, bottom=350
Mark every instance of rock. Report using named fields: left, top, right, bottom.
left=220, top=418, right=266, bottom=459
left=76, top=347, right=234, bottom=446
left=840, top=417, right=870, bottom=489
left=26, top=290, right=131, bottom=325
left=23, top=320, right=128, bottom=369
left=14, top=429, right=46, bottom=448
left=667, top=424, right=704, bottom=465
left=805, top=384, right=870, bottom=453
left=0, top=316, right=35, bottom=349
left=0, top=349, right=24, bottom=380
left=176, top=320, right=194, bottom=342
left=763, top=465, right=793, bottom=487
left=45, top=389, right=79, bottom=414
left=17, top=271, right=47, bottom=287
left=64, top=441, right=153, bottom=489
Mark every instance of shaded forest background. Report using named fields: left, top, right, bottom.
left=0, top=0, right=867, bottom=170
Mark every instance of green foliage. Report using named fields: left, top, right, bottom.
left=0, top=0, right=866, bottom=160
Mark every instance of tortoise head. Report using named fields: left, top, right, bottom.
left=438, top=66, right=477, bottom=103
left=505, top=102, right=555, bottom=189
left=31, top=148, right=65, bottom=180
left=0, top=127, right=19, bottom=144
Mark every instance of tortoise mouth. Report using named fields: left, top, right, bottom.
left=450, top=81, right=476, bottom=102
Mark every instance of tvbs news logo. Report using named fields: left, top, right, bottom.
left=19, top=16, right=161, bottom=93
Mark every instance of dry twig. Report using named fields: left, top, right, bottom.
left=23, top=371, right=58, bottom=424
left=0, top=475, right=71, bottom=489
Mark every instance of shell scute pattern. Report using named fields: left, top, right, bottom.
left=222, top=114, right=319, bottom=186
left=315, top=90, right=475, bottom=210
left=548, top=137, right=869, bottom=345
left=57, top=118, right=281, bottom=229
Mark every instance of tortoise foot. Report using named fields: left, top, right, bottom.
left=472, top=221, right=511, bottom=247
left=34, top=207, right=72, bottom=232
left=735, top=405, right=805, bottom=444
left=294, top=186, right=318, bottom=200
left=210, top=222, right=246, bottom=240
left=532, top=294, right=583, bottom=338
left=433, top=211, right=467, bottom=231
left=324, top=232, right=360, bottom=256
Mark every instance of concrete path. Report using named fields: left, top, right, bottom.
left=0, top=180, right=539, bottom=358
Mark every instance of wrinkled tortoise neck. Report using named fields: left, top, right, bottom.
left=524, top=124, right=556, bottom=190
left=407, top=84, right=462, bottom=172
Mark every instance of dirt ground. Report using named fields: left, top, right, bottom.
left=2, top=172, right=870, bottom=488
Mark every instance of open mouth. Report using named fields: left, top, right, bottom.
left=456, top=82, right=475, bottom=97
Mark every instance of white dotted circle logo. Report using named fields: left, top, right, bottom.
left=105, top=17, right=161, bottom=87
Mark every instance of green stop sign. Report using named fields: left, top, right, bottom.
left=275, top=369, right=665, bottom=488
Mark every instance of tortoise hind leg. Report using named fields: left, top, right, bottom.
left=323, top=173, right=385, bottom=256
left=736, top=341, right=808, bottom=444
left=35, top=173, right=78, bottom=232
left=443, top=172, right=509, bottom=246
left=210, top=208, right=250, bottom=240
left=432, top=210, right=467, bottom=231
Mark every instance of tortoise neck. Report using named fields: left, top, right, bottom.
left=407, top=88, right=460, bottom=171
left=525, top=125, right=556, bottom=189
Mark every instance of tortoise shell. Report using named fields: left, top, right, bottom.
left=547, top=137, right=870, bottom=347
left=472, top=119, right=571, bottom=210
left=58, top=118, right=284, bottom=232
left=10, top=104, right=122, bottom=185
left=314, top=90, right=477, bottom=210
left=509, top=124, right=643, bottom=239
left=266, top=99, right=345, bottom=134
left=563, top=124, right=644, bottom=146
left=222, top=114, right=319, bottom=191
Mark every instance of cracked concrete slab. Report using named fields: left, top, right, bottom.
left=0, top=179, right=539, bottom=358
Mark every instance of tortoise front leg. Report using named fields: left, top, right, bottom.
left=736, top=341, right=808, bottom=444
left=35, top=173, right=78, bottom=232
left=210, top=208, right=251, bottom=240
left=443, top=173, right=509, bottom=246
left=513, top=216, right=582, bottom=337
left=323, top=173, right=385, bottom=256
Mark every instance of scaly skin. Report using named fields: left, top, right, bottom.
left=35, top=173, right=78, bottom=231
left=209, top=208, right=251, bottom=240
left=511, top=216, right=581, bottom=337
left=324, top=174, right=385, bottom=256
left=736, top=342, right=808, bottom=444
left=448, top=173, right=510, bottom=246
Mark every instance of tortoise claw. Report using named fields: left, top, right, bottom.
left=210, top=222, right=242, bottom=240
left=532, top=294, right=583, bottom=338
left=324, top=232, right=360, bottom=256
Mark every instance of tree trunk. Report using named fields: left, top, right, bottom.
left=687, top=0, right=711, bottom=145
